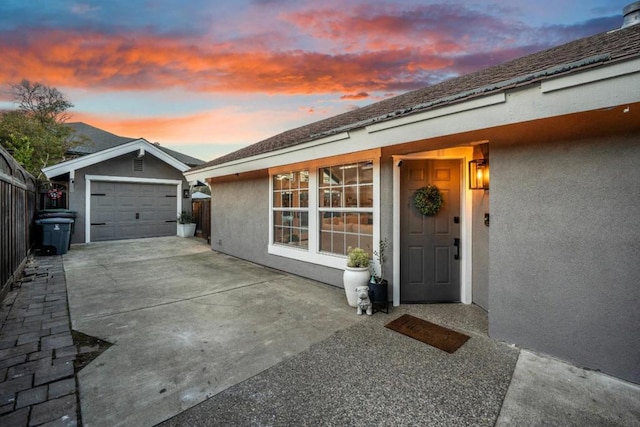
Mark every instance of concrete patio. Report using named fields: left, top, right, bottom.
left=55, top=237, right=640, bottom=426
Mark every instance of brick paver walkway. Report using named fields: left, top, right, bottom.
left=0, top=256, right=78, bottom=426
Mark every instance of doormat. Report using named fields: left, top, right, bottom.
left=385, top=314, right=470, bottom=353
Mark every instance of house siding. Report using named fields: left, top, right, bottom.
left=210, top=174, right=346, bottom=287
left=69, top=152, right=189, bottom=243
left=489, top=134, right=640, bottom=384
left=472, top=145, right=490, bottom=311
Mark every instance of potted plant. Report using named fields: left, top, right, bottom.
left=177, top=211, right=196, bottom=237
left=343, top=247, right=370, bottom=307
left=369, top=239, right=389, bottom=306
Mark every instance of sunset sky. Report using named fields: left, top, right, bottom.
left=0, top=0, right=631, bottom=161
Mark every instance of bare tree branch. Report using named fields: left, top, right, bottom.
left=11, top=79, right=74, bottom=124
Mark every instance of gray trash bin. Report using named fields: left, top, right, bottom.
left=37, top=209, right=77, bottom=249
left=35, top=218, right=74, bottom=255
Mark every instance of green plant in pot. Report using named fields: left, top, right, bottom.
left=369, top=238, right=389, bottom=304
left=177, top=210, right=196, bottom=237
left=343, top=247, right=371, bottom=307
left=177, top=211, right=195, bottom=224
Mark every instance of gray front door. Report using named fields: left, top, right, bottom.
left=400, top=159, right=461, bottom=302
left=90, top=181, right=177, bottom=242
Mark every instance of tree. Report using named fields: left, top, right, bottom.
left=0, top=80, right=79, bottom=179
left=12, top=79, right=74, bottom=124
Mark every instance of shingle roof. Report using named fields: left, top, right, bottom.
left=66, top=122, right=205, bottom=167
left=67, top=122, right=133, bottom=154
left=192, top=24, right=640, bottom=172
left=155, top=145, right=205, bottom=167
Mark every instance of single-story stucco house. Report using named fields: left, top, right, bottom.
left=42, top=123, right=204, bottom=243
left=186, top=8, right=640, bottom=385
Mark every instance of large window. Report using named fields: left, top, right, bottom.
left=319, top=161, right=373, bottom=255
left=269, top=156, right=378, bottom=268
left=272, top=171, right=309, bottom=249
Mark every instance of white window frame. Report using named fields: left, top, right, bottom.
left=272, top=170, right=310, bottom=250
left=268, top=156, right=380, bottom=270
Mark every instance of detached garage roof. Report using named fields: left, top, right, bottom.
left=67, top=122, right=205, bottom=167
left=42, top=138, right=190, bottom=179
left=190, top=24, right=640, bottom=173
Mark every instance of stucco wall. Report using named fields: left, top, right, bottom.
left=210, top=158, right=395, bottom=295
left=489, top=134, right=640, bottom=384
left=472, top=189, right=490, bottom=311
left=69, top=152, right=189, bottom=243
left=210, top=175, right=346, bottom=287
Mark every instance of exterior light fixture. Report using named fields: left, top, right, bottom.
left=469, top=159, right=489, bottom=190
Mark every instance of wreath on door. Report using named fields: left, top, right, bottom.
left=413, top=185, right=443, bottom=216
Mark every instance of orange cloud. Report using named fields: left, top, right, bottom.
left=0, top=27, right=452, bottom=96
left=72, top=105, right=322, bottom=148
left=341, top=92, right=369, bottom=100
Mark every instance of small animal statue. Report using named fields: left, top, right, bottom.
left=355, top=286, right=373, bottom=316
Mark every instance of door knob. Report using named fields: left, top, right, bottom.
left=454, top=238, right=460, bottom=260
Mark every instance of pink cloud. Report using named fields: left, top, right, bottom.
left=0, top=27, right=456, bottom=96
left=341, top=92, right=370, bottom=100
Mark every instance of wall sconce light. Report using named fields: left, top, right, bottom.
left=469, top=159, right=490, bottom=190
left=183, top=189, right=190, bottom=198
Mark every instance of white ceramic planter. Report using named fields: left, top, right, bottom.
left=177, top=223, right=196, bottom=237
left=343, top=266, right=370, bottom=307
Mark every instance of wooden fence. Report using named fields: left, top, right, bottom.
left=0, top=146, right=37, bottom=300
left=192, top=199, right=211, bottom=243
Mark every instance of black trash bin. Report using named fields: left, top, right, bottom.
left=37, top=209, right=77, bottom=249
left=35, top=218, right=74, bottom=255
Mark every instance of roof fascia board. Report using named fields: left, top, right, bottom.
left=85, top=174, right=182, bottom=185
left=184, top=132, right=350, bottom=181
left=365, top=93, right=506, bottom=134
left=187, top=58, right=640, bottom=181
left=43, top=139, right=189, bottom=178
left=541, top=56, right=640, bottom=93
left=361, top=70, right=639, bottom=147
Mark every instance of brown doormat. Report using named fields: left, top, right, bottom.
left=385, top=314, right=470, bottom=353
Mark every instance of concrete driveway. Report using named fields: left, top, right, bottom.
left=63, top=237, right=361, bottom=427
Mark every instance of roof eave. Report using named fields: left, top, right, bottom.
left=43, top=138, right=190, bottom=179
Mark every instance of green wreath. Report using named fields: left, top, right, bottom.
left=413, top=185, right=443, bottom=216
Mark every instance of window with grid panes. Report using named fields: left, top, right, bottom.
left=272, top=170, right=309, bottom=249
left=318, top=161, right=373, bottom=256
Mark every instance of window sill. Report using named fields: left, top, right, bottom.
left=268, top=244, right=348, bottom=270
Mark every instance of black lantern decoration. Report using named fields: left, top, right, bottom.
left=469, top=158, right=489, bottom=190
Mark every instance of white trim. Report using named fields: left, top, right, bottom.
left=392, top=147, right=474, bottom=306
left=187, top=59, right=640, bottom=184
left=185, top=132, right=350, bottom=182
left=541, top=57, right=640, bottom=93
left=69, top=169, right=75, bottom=193
left=42, top=138, right=189, bottom=179
left=268, top=244, right=351, bottom=270
left=84, top=175, right=183, bottom=243
left=393, top=161, right=401, bottom=306
left=267, top=157, right=380, bottom=271
left=366, top=93, right=506, bottom=133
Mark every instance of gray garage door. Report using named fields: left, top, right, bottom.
left=90, top=181, right=177, bottom=242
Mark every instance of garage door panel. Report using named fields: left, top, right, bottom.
left=90, top=181, right=178, bottom=242
left=91, top=183, right=118, bottom=240
left=119, top=196, right=138, bottom=209
left=156, top=220, right=177, bottom=236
